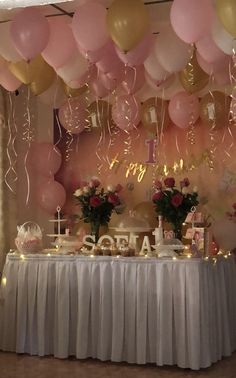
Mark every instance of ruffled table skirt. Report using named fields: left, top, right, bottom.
left=0, top=253, right=236, bottom=370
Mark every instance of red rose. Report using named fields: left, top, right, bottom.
left=152, top=191, right=164, bottom=202
left=154, top=179, right=162, bottom=190
left=180, top=177, right=190, bottom=189
left=164, top=177, right=175, bottom=188
left=233, top=203, right=236, bottom=210
left=171, top=193, right=183, bottom=207
left=90, top=196, right=102, bottom=207
left=108, top=193, right=120, bottom=206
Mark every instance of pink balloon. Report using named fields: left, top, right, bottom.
left=10, top=7, right=49, bottom=60
left=115, top=33, right=155, bottom=67
left=30, top=142, right=62, bottom=176
left=58, top=97, right=87, bottom=134
left=96, top=44, right=123, bottom=74
left=214, top=70, right=231, bottom=86
left=99, top=72, right=118, bottom=91
left=168, top=91, right=200, bottom=129
left=196, top=51, right=231, bottom=75
left=170, top=0, right=214, bottom=43
left=106, top=66, right=124, bottom=81
left=0, top=66, right=22, bottom=91
left=68, top=64, right=97, bottom=89
left=0, top=23, right=22, bottom=62
left=196, top=34, right=228, bottom=64
left=89, top=77, right=110, bottom=98
left=72, top=2, right=109, bottom=52
left=122, top=66, right=145, bottom=94
left=79, top=40, right=114, bottom=63
left=37, top=180, right=66, bottom=214
left=42, top=18, right=77, bottom=69
left=112, top=95, right=141, bottom=131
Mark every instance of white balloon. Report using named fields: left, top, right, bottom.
left=154, top=25, right=193, bottom=74
left=0, top=22, right=22, bottom=62
left=136, top=82, right=159, bottom=102
left=57, top=51, right=89, bottom=83
left=211, top=18, right=235, bottom=55
left=212, top=218, right=236, bottom=251
left=144, top=49, right=169, bottom=81
left=155, top=75, right=184, bottom=100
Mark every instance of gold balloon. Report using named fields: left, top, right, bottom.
left=216, top=0, right=236, bottom=38
left=141, top=97, right=170, bottom=135
left=30, top=62, right=55, bottom=96
left=63, top=82, right=88, bottom=98
left=87, top=100, right=112, bottom=133
left=9, top=55, right=48, bottom=85
left=179, top=51, right=209, bottom=94
left=106, top=0, right=149, bottom=52
left=200, top=91, right=231, bottom=129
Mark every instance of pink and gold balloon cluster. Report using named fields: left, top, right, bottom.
left=0, top=0, right=235, bottom=132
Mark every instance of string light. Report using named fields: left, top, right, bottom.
left=2, top=277, right=6, bottom=286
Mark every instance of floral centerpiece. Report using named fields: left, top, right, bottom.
left=152, top=177, right=199, bottom=240
left=73, top=178, right=124, bottom=242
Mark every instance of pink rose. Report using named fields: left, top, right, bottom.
left=154, top=179, right=162, bottom=190
left=180, top=177, right=190, bottom=189
left=108, top=193, right=120, bottom=206
left=115, top=184, right=123, bottom=193
left=152, top=191, right=164, bottom=202
left=164, top=177, right=175, bottom=188
left=90, top=196, right=102, bottom=207
left=171, top=193, right=183, bottom=207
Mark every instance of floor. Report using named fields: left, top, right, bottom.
left=1, top=352, right=236, bottom=378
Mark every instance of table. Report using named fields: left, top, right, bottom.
left=0, top=253, right=236, bottom=370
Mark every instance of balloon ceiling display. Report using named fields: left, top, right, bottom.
left=0, top=0, right=236, bottom=136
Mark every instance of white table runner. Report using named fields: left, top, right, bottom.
left=0, top=253, right=236, bottom=370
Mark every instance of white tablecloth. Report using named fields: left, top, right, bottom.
left=0, top=253, right=236, bottom=370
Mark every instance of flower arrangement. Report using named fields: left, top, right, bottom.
left=73, top=178, right=124, bottom=241
left=152, top=176, right=199, bottom=239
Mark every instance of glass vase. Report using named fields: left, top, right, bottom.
left=172, top=223, right=182, bottom=241
left=90, top=221, right=101, bottom=243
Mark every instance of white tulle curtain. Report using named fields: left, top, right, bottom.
left=0, top=89, right=17, bottom=273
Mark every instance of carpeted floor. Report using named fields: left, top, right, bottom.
left=1, top=352, right=236, bottom=378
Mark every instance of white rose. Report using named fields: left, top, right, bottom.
left=74, top=188, right=83, bottom=197
left=165, top=188, right=173, bottom=192
left=83, top=186, right=90, bottom=194
left=107, top=185, right=115, bottom=192
left=182, top=187, right=189, bottom=195
left=193, top=186, right=198, bottom=193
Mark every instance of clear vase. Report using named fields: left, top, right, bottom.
left=90, top=221, right=100, bottom=243
left=173, top=223, right=182, bottom=241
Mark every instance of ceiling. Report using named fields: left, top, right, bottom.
left=0, top=0, right=173, bottom=33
